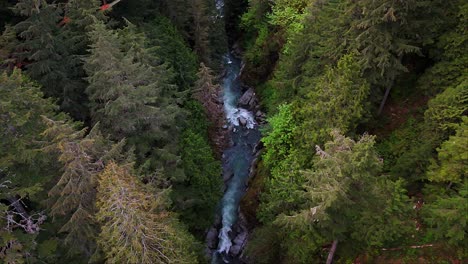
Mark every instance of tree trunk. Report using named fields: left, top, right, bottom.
left=326, top=240, right=338, bottom=264
left=377, top=84, right=392, bottom=116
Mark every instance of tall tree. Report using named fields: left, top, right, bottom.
left=346, top=0, right=448, bottom=114
left=42, top=117, right=125, bottom=257
left=191, top=0, right=211, bottom=64
left=54, top=0, right=106, bottom=120
left=193, top=63, right=226, bottom=152
left=422, top=117, right=467, bottom=248
left=0, top=69, right=58, bottom=263
left=12, top=0, right=67, bottom=102
left=143, top=17, right=198, bottom=92
left=84, top=19, right=185, bottom=181
left=96, top=162, right=198, bottom=263
left=274, top=131, right=411, bottom=261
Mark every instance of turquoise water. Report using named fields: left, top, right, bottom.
left=213, top=54, right=261, bottom=263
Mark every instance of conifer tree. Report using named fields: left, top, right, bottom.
left=295, top=54, right=370, bottom=153
left=346, top=0, right=448, bottom=114
left=422, top=117, right=467, bottom=247
left=54, top=0, right=106, bottom=120
left=96, top=162, right=198, bottom=263
left=0, top=69, right=57, bottom=263
left=43, top=117, right=125, bottom=257
left=84, top=19, right=185, bottom=181
left=11, top=0, right=103, bottom=120
left=0, top=69, right=63, bottom=206
left=193, top=63, right=225, bottom=149
left=0, top=25, right=18, bottom=69
left=143, top=17, right=198, bottom=91
left=191, top=0, right=211, bottom=64
left=12, top=0, right=66, bottom=99
left=273, top=131, right=411, bottom=261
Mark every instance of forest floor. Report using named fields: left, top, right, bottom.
left=373, top=94, right=429, bottom=138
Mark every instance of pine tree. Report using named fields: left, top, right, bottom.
left=264, top=0, right=350, bottom=106
left=54, top=0, right=106, bottom=120
left=427, top=117, right=468, bottom=184
left=174, top=100, right=223, bottom=234
left=346, top=0, right=449, bottom=114
left=273, top=131, right=411, bottom=261
left=42, top=117, right=125, bottom=257
left=191, top=0, right=211, bottom=64
left=0, top=25, right=18, bottom=69
left=192, top=63, right=226, bottom=151
left=143, top=17, right=198, bottom=92
left=0, top=69, right=58, bottom=263
left=12, top=0, right=66, bottom=100
left=295, top=53, right=370, bottom=154
left=0, top=69, right=61, bottom=199
left=422, top=117, right=467, bottom=247
left=96, top=162, right=198, bottom=263
left=11, top=0, right=103, bottom=120
left=84, top=19, right=185, bottom=181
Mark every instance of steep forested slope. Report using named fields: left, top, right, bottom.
left=240, top=0, right=467, bottom=263
left=0, top=0, right=466, bottom=263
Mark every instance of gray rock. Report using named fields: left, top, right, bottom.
left=229, top=229, right=248, bottom=256
left=229, top=244, right=242, bottom=256
left=238, top=116, right=247, bottom=126
left=206, top=227, right=219, bottom=249
left=238, top=88, right=257, bottom=109
left=223, top=171, right=233, bottom=183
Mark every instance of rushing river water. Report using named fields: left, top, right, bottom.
left=212, top=54, right=261, bottom=263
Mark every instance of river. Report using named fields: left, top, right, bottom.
left=211, top=52, right=261, bottom=263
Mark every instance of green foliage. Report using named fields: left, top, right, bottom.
left=258, top=104, right=307, bottom=222
left=172, top=101, right=222, bottom=236
left=427, top=117, right=468, bottom=183
left=261, top=104, right=296, bottom=169
left=275, top=131, right=411, bottom=258
left=0, top=69, right=59, bottom=199
left=267, top=0, right=308, bottom=50
left=295, top=54, right=370, bottom=153
left=421, top=118, right=467, bottom=250
left=175, top=128, right=222, bottom=235
left=418, top=1, right=467, bottom=96
left=261, top=0, right=349, bottom=106
left=84, top=19, right=185, bottom=181
left=143, top=17, right=198, bottom=91
left=422, top=181, right=467, bottom=248
left=0, top=25, right=18, bottom=67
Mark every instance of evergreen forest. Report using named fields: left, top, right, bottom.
left=0, top=0, right=466, bottom=263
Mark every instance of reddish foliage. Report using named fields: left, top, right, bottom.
left=100, top=4, right=110, bottom=11
left=58, top=16, right=71, bottom=26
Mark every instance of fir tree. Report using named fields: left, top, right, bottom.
left=274, top=131, right=411, bottom=261
left=12, top=0, right=66, bottom=100
left=96, top=162, right=198, bottom=263
left=0, top=69, right=58, bottom=263
left=42, top=117, right=125, bottom=257
left=191, top=0, right=211, bottom=64
left=84, top=19, right=185, bottom=181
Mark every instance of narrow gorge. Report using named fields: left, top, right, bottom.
left=206, top=1, right=264, bottom=262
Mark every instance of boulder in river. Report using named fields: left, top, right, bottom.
left=238, top=116, right=247, bottom=126
left=206, top=227, right=219, bottom=249
left=229, top=225, right=248, bottom=256
left=223, top=170, right=233, bottom=183
left=238, top=88, right=257, bottom=109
